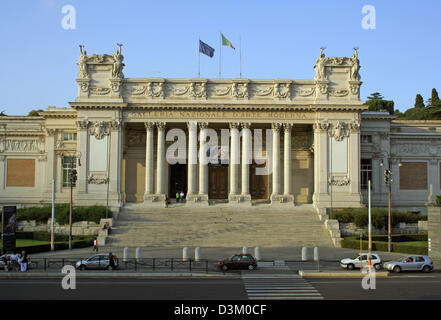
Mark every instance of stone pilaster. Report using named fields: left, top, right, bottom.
left=240, top=122, right=252, bottom=204
left=283, top=123, right=295, bottom=204
left=155, top=122, right=166, bottom=201
left=197, top=122, right=209, bottom=204
left=144, top=122, right=155, bottom=199
left=186, top=121, right=198, bottom=202
left=229, top=122, right=240, bottom=201
left=271, top=123, right=282, bottom=203
left=76, top=120, right=89, bottom=194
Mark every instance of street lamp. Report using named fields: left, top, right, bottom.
left=69, top=163, right=78, bottom=250
left=380, top=158, right=392, bottom=252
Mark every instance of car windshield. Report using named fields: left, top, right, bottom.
left=351, top=254, right=360, bottom=260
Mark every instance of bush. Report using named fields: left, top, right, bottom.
left=16, top=204, right=111, bottom=224
left=332, top=207, right=426, bottom=229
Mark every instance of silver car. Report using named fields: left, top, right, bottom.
left=75, top=253, right=119, bottom=270
left=384, top=255, right=433, bottom=273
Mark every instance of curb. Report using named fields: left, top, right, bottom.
left=298, top=270, right=390, bottom=278
left=0, top=272, right=241, bottom=279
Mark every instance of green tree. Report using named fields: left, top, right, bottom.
left=28, top=109, right=44, bottom=116
left=414, top=94, right=425, bottom=108
left=364, top=92, right=394, bottom=115
left=0, top=110, right=6, bottom=116
left=430, top=88, right=440, bottom=106
left=367, top=92, right=384, bottom=100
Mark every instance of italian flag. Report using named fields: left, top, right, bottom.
left=221, top=33, right=235, bottom=50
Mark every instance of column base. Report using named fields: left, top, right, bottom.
left=143, top=193, right=167, bottom=207
left=270, top=194, right=295, bottom=206
left=185, top=193, right=209, bottom=206
left=228, top=193, right=252, bottom=206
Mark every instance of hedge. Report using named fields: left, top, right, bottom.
left=341, top=234, right=428, bottom=255
left=9, top=240, right=94, bottom=255
left=16, top=204, right=111, bottom=224
left=331, top=207, right=427, bottom=229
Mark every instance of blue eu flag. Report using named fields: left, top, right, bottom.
left=199, top=40, right=215, bottom=58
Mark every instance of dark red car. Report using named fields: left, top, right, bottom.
left=218, top=253, right=258, bottom=271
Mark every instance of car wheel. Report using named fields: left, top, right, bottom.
left=221, top=265, right=228, bottom=271
left=393, top=265, right=401, bottom=273
left=248, top=264, right=255, bottom=271
left=374, top=264, right=382, bottom=271
left=422, top=265, right=431, bottom=273
left=78, top=265, right=86, bottom=271
left=347, top=263, right=355, bottom=270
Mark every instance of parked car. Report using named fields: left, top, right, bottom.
left=75, top=253, right=119, bottom=270
left=218, top=253, right=258, bottom=271
left=340, top=253, right=382, bottom=271
left=383, top=255, right=433, bottom=273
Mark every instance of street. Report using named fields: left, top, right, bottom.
left=1, top=272, right=441, bottom=300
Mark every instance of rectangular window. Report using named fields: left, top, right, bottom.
left=63, top=132, right=77, bottom=141
left=400, top=162, right=427, bottom=190
left=63, top=156, right=77, bottom=188
left=361, top=135, right=372, bottom=143
left=360, top=159, right=372, bottom=190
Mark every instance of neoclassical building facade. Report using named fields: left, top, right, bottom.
left=0, top=50, right=440, bottom=213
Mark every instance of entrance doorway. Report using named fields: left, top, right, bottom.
left=169, top=163, right=187, bottom=199
left=208, top=164, right=228, bottom=199
left=250, top=162, right=269, bottom=200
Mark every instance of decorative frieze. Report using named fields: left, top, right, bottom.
left=329, top=176, right=351, bottom=186
left=5, top=140, right=39, bottom=152
left=88, top=174, right=109, bottom=185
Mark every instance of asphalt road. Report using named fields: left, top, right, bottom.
left=1, top=273, right=441, bottom=300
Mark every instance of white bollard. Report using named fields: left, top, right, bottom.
left=123, top=247, right=129, bottom=262
left=135, top=247, right=142, bottom=262
left=313, top=247, right=319, bottom=261
left=195, top=247, right=201, bottom=262
left=182, top=247, right=189, bottom=261
left=301, top=247, right=308, bottom=261
left=242, top=246, right=249, bottom=254
left=254, top=246, right=261, bottom=261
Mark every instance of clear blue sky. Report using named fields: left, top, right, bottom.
left=1, top=0, right=440, bottom=115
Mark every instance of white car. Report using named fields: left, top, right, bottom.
left=340, top=253, right=382, bottom=271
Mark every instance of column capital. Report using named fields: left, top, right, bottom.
left=271, top=123, right=282, bottom=132
left=144, top=122, right=155, bottom=131
left=156, top=122, right=166, bottom=130
left=313, top=121, right=330, bottom=133
left=283, top=123, right=293, bottom=131
left=229, top=122, right=241, bottom=130
left=241, top=122, right=251, bottom=129
left=199, top=122, right=209, bottom=130
left=187, top=121, right=198, bottom=131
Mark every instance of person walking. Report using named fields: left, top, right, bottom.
left=93, top=239, right=99, bottom=252
left=176, top=191, right=180, bottom=203
left=19, top=251, right=28, bottom=272
left=109, top=252, right=116, bottom=270
left=180, top=191, right=184, bottom=203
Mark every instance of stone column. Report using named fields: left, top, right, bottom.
left=229, top=122, right=240, bottom=200
left=155, top=122, right=166, bottom=199
left=0, top=155, right=5, bottom=190
left=144, top=122, right=155, bottom=199
left=76, top=121, right=89, bottom=195
left=348, top=121, right=362, bottom=204
left=283, top=123, right=294, bottom=204
left=271, top=123, right=281, bottom=202
left=186, top=121, right=198, bottom=201
left=312, top=121, right=330, bottom=211
left=198, top=122, right=209, bottom=203
left=109, top=120, right=122, bottom=207
left=241, top=122, right=252, bottom=203
left=44, top=128, right=56, bottom=197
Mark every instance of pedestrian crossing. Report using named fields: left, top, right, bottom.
left=241, top=274, right=323, bottom=300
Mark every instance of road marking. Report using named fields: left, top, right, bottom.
left=242, top=274, right=323, bottom=300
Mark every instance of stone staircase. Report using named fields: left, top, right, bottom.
left=105, top=203, right=334, bottom=248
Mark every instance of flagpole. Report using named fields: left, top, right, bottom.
left=198, top=37, right=200, bottom=78
left=240, top=36, right=242, bottom=78
left=219, top=32, right=222, bottom=79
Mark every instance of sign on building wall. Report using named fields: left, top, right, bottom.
left=1, top=206, right=17, bottom=254
left=330, top=138, right=348, bottom=174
